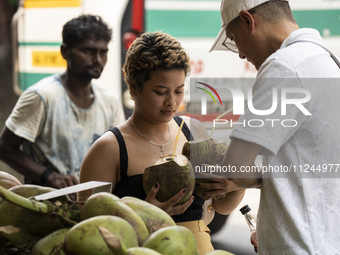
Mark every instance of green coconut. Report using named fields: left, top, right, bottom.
left=98, top=227, right=162, bottom=255
left=120, top=196, right=176, bottom=234
left=0, top=171, right=22, bottom=189
left=80, top=192, right=149, bottom=246
left=0, top=184, right=77, bottom=237
left=0, top=225, right=39, bottom=252
left=31, top=228, right=69, bottom=255
left=143, top=153, right=195, bottom=205
left=63, top=215, right=138, bottom=255
left=182, top=138, right=227, bottom=166
left=142, top=225, right=199, bottom=255
left=182, top=138, right=228, bottom=200
left=127, top=247, right=163, bottom=255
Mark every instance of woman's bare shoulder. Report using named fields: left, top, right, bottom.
left=94, top=121, right=130, bottom=148
left=94, top=130, right=117, bottom=148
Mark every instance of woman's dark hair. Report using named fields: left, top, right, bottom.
left=123, top=31, right=191, bottom=92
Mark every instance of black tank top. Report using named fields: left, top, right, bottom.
left=110, top=116, right=204, bottom=222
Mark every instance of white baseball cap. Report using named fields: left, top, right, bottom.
left=210, top=0, right=289, bottom=52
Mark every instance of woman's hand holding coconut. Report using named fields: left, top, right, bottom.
left=145, top=183, right=194, bottom=216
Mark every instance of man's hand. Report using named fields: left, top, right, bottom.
left=250, top=231, right=258, bottom=253
left=46, top=172, right=78, bottom=200
left=145, top=183, right=194, bottom=215
left=46, top=171, right=79, bottom=189
left=195, top=172, right=242, bottom=199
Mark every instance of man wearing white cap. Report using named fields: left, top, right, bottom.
left=209, top=0, right=340, bottom=254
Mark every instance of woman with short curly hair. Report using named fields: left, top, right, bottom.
left=79, top=31, right=245, bottom=255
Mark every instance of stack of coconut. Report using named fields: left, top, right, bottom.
left=0, top=138, right=230, bottom=255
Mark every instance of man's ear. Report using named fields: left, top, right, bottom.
left=60, top=43, right=68, bottom=60
left=239, top=10, right=255, bottom=31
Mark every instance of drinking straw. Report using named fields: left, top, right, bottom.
left=172, top=119, right=185, bottom=158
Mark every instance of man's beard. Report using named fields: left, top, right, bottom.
left=84, top=64, right=103, bottom=79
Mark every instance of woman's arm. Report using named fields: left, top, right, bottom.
left=213, top=187, right=246, bottom=215
left=77, top=131, right=119, bottom=204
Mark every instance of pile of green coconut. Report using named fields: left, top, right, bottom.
left=0, top=133, right=229, bottom=254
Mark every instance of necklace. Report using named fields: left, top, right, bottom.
left=129, top=117, right=171, bottom=156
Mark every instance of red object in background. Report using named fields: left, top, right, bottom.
left=122, top=0, right=144, bottom=50
left=123, top=32, right=138, bottom=50
left=131, top=0, right=144, bottom=32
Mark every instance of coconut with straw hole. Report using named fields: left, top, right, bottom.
left=182, top=109, right=232, bottom=200
left=143, top=119, right=195, bottom=204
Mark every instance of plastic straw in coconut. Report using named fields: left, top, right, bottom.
left=209, top=108, right=233, bottom=138
left=172, top=119, right=185, bottom=158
